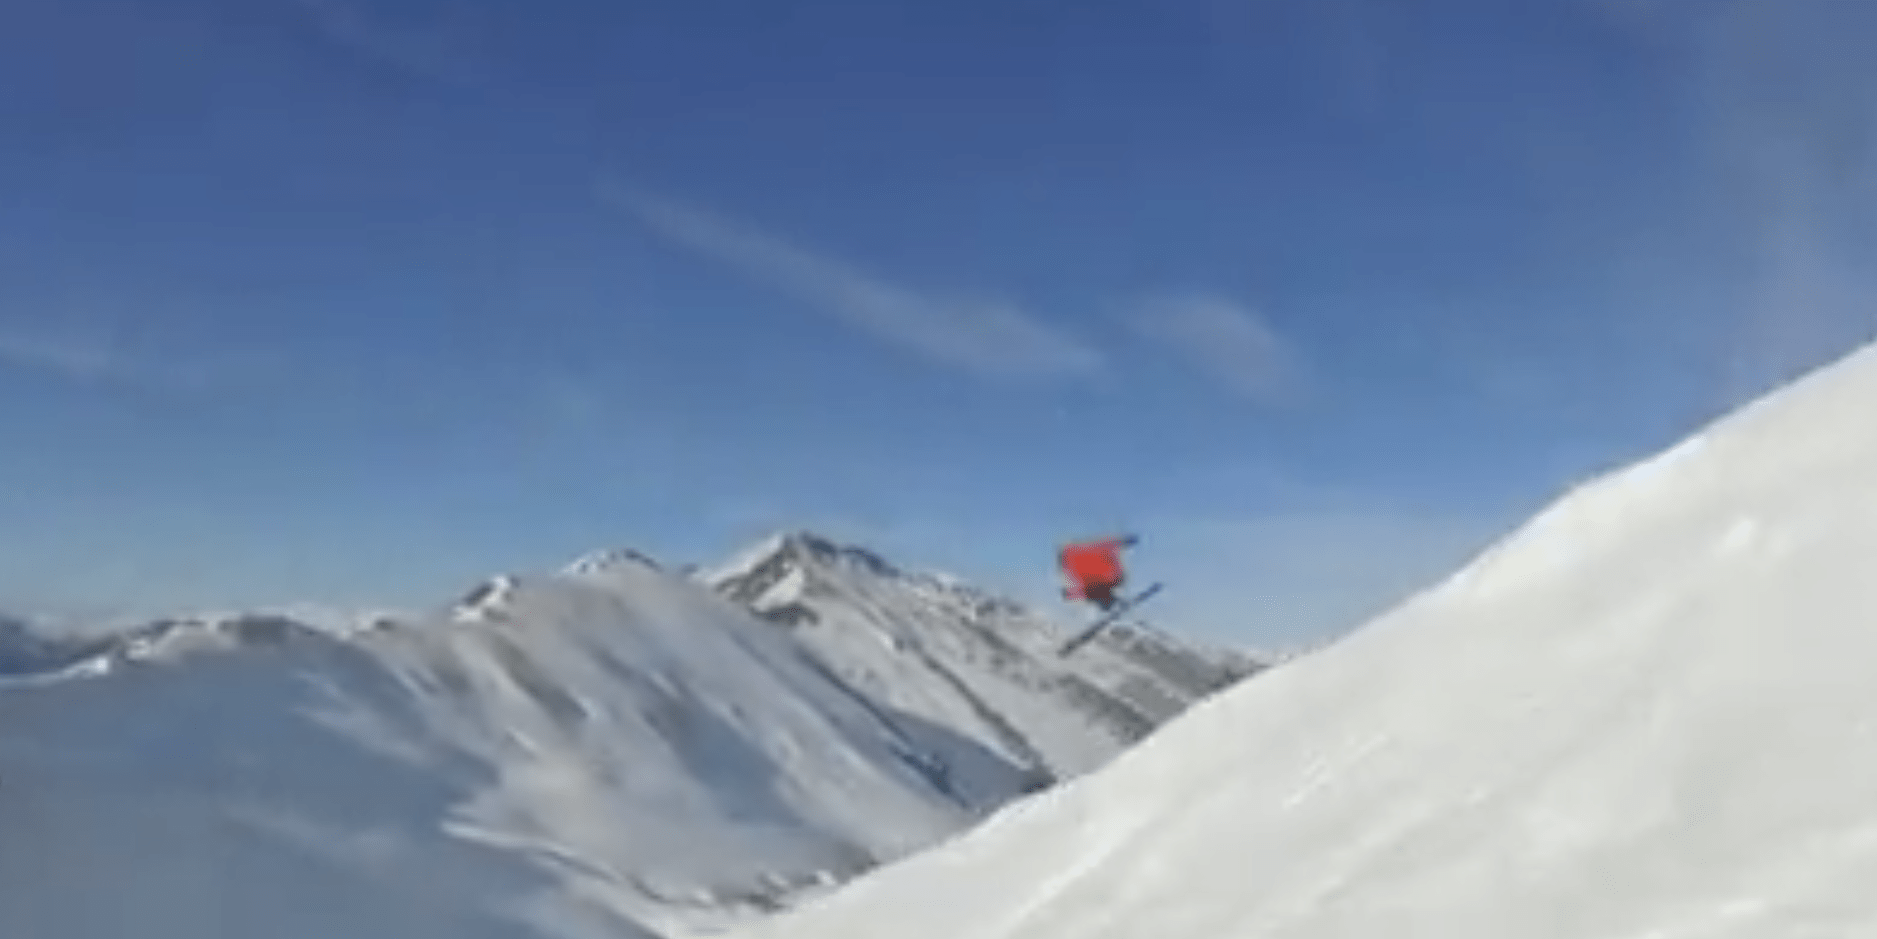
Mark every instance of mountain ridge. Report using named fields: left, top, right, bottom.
left=0, top=528, right=1261, bottom=939
left=695, top=528, right=1261, bottom=782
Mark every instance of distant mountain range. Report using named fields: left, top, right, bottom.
left=0, top=530, right=1264, bottom=939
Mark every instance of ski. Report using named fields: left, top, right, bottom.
left=1058, top=582, right=1163, bottom=657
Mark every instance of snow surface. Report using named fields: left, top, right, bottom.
left=726, top=342, right=1877, bottom=939
left=0, top=629, right=575, bottom=939
left=0, top=532, right=1249, bottom=939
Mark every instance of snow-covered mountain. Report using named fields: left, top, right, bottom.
left=0, top=533, right=1254, bottom=939
left=700, top=531, right=1257, bottom=787
left=721, top=340, right=1877, bottom=939
left=0, top=609, right=386, bottom=685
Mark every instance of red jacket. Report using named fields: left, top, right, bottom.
left=1058, top=536, right=1131, bottom=596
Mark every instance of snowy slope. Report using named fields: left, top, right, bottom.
left=1, top=533, right=1252, bottom=939
left=0, top=624, right=584, bottom=939
left=701, top=531, right=1258, bottom=787
left=355, top=558, right=1041, bottom=935
left=726, top=343, right=1877, bottom=939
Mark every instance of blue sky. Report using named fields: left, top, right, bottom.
left=3, top=0, right=1874, bottom=648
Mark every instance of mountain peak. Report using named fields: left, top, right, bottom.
left=767, top=530, right=898, bottom=574
left=562, top=546, right=664, bottom=577
left=698, top=525, right=1259, bottom=779
left=700, top=529, right=900, bottom=601
left=450, top=574, right=519, bottom=623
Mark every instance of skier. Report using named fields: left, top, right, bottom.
left=1057, top=534, right=1138, bottom=612
left=1055, top=533, right=1160, bottom=657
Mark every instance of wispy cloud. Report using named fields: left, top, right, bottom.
left=599, top=184, right=1105, bottom=380
left=536, top=373, right=608, bottom=432
left=286, top=0, right=481, bottom=88
left=0, top=329, right=125, bottom=383
left=0, top=324, right=239, bottom=391
left=1129, top=294, right=1307, bottom=404
left=1596, top=0, right=1877, bottom=403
